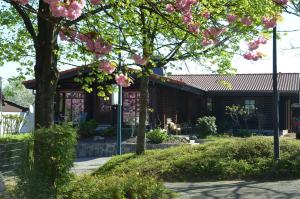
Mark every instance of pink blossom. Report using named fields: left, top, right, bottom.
left=78, top=33, right=93, bottom=43
left=13, top=0, right=29, bottom=5
left=203, top=27, right=225, bottom=38
left=273, top=0, right=288, bottom=5
left=99, top=61, right=116, bottom=74
left=166, top=4, right=175, bottom=13
left=201, top=38, right=213, bottom=46
left=243, top=52, right=263, bottom=61
left=94, top=39, right=112, bottom=56
left=50, top=3, right=68, bottom=18
left=258, top=37, right=267, bottom=44
left=176, top=0, right=197, bottom=12
left=227, top=14, right=237, bottom=23
left=248, top=40, right=260, bottom=51
left=90, top=0, right=101, bottom=5
left=202, top=10, right=210, bottom=19
left=59, top=31, right=68, bottom=41
left=115, top=74, right=132, bottom=87
left=182, top=12, right=193, bottom=24
left=188, top=22, right=200, bottom=34
left=132, top=54, right=147, bottom=65
left=262, top=16, right=277, bottom=29
left=240, top=17, right=252, bottom=26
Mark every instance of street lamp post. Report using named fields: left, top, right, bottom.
left=116, top=31, right=123, bottom=155
left=273, top=26, right=280, bottom=160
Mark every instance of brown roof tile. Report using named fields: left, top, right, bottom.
left=169, top=73, right=300, bottom=93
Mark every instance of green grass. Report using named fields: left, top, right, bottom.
left=95, top=137, right=300, bottom=182
left=0, top=133, right=32, bottom=143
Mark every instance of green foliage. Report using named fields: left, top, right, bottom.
left=101, top=127, right=116, bottom=137
left=196, top=116, right=217, bottom=138
left=96, top=137, right=300, bottom=181
left=58, top=173, right=171, bottom=199
left=2, top=78, right=34, bottom=107
left=233, top=129, right=254, bottom=138
left=0, top=114, right=24, bottom=134
left=0, top=134, right=32, bottom=177
left=146, top=128, right=169, bottom=144
left=0, top=133, right=32, bottom=143
left=78, top=120, right=97, bottom=138
left=18, top=124, right=77, bottom=198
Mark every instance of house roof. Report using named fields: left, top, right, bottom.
left=23, top=67, right=205, bottom=95
left=169, top=73, right=300, bottom=93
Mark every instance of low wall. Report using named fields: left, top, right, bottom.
left=76, top=142, right=183, bottom=158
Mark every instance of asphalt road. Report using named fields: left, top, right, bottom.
left=165, top=180, right=300, bottom=199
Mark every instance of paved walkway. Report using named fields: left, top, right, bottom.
left=71, top=157, right=111, bottom=174
left=165, top=180, right=300, bottom=199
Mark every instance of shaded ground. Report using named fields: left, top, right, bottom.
left=165, top=180, right=300, bottom=199
left=71, top=157, right=111, bottom=174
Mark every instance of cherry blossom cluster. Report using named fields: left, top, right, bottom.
left=115, top=73, right=133, bottom=87
left=262, top=16, right=277, bottom=29
left=201, top=27, right=225, bottom=46
left=273, top=0, right=288, bottom=5
left=132, top=54, right=147, bottom=65
left=43, top=0, right=85, bottom=20
left=99, top=61, right=116, bottom=74
left=243, top=37, right=267, bottom=61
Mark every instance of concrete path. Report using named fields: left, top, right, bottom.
left=165, top=180, right=300, bottom=199
left=71, top=157, right=111, bottom=174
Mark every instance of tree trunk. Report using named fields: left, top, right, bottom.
left=32, top=1, right=59, bottom=191
left=136, top=77, right=149, bottom=155
left=34, top=1, right=59, bottom=128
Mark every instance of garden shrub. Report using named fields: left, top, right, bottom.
left=146, top=128, right=168, bottom=144
left=58, top=173, right=171, bottom=199
left=96, top=137, right=300, bottom=182
left=196, top=116, right=217, bottom=138
left=233, top=129, right=253, bottom=137
left=18, top=124, right=77, bottom=198
left=101, top=127, right=116, bottom=137
left=78, top=120, right=97, bottom=138
left=0, top=134, right=32, bottom=175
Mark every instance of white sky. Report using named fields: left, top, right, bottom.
left=1, top=12, right=300, bottom=83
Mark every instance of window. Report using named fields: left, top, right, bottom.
left=123, top=91, right=140, bottom=126
left=244, top=99, right=256, bottom=113
left=58, top=92, right=85, bottom=122
left=207, top=98, right=213, bottom=113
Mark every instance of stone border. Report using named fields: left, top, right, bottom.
left=76, top=142, right=183, bottom=158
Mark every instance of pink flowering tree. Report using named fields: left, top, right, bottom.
left=85, top=0, right=285, bottom=154
left=0, top=0, right=286, bottom=156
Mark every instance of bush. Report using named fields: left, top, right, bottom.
left=146, top=128, right=168, bottom=144
left=101, top=127, right=116, bottom=137
left=18, top=124, right=77, bottom=198
left=58, top=173, right=171, bottom=199
left=233, top=129, right=253, bottom=137
left=196, top=116, right=217, bottom=138
left=96, top=137, right=300, bottom=182
left=0, top=134, right=32, bottom=175
left=78, top=120, right=97, bottom=138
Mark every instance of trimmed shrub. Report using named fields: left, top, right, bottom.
left=233, top=129, right=253, bottom=137
left=78, top=120, right=97, bottom=138
left=96, top=137, right=300, bottom=182
left=0, top=134, right=32, bottom=175
left=196, top=116, right=217, bottom=138
left=58, top=173, right=171, bottom=199
left=18, top=124, right=77, bottom=198
left=146, top=128, right=168, bottom=144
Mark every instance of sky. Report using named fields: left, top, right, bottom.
left=1, top=12, right=300, bottom=83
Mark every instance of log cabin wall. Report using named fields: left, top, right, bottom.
left=211, top=94, right=298, bottom=131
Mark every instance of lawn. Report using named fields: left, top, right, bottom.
left=95, top=137, right=300, bottom=182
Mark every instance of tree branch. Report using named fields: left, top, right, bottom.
left=9, top=1, right=38, bottom=44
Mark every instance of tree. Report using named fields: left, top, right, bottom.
left=84, top=0, right=285, bottom=154
left=3, top=78, right=34, bottom=107
left=0, top=0, right=285, bottom=155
